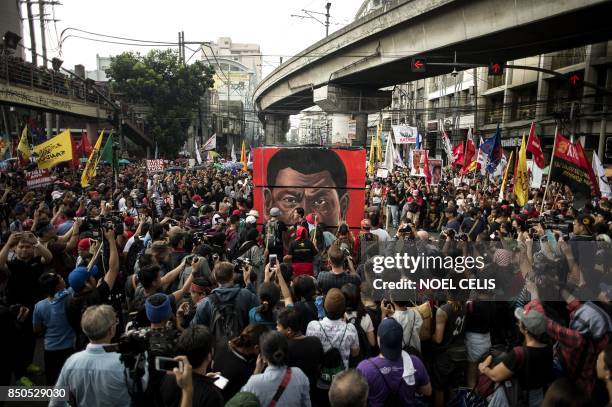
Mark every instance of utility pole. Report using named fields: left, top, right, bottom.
left=325, top=3, right=331, bottom=37
left=26, top=0, right=37, bottom=66
left=38, top=0, right=47, bottom=68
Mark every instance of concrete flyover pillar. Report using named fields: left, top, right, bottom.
left=263, top=114, right=289, bottom=146
left=86, top=122, right=99, bottom=145
left=313, top=84, right=391, bottom=147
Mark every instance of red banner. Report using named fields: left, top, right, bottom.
left=26, top=169, right=53, bottom=189
left=252, top=147, right=366, bottom=229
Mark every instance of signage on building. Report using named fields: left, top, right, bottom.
left=427, top=121, right=438, bottom=131
left=501, top=137, right=522, bottom=148
left=347, top=120, right=357, bottom=140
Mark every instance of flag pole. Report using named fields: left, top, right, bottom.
left=540, top=125, right=558, bottom=214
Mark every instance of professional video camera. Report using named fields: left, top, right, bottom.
left=233, top=257, right=250, bottom=273
left=101, top=212, right=124, bottom=235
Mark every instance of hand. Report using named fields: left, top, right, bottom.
left=89, top=239, right=99, bottom=255
left=264, top=263, right=275, bottom=282
left=558, top=240, right=572, bottom=259
left=254, top=354, right=267, bottom=374
left=16, top=306, right=29, bottom=323
left=243, top=266, right=253, bottom=286
left=6, top=232, right=20, bottom=248
left=103, top=227, right=116, bottom=241
left=170, top=355, right=193, bottom=391
left=478, top=355, right=493, bottom=373
left=381, top=302, right=394, bottom=318
left=177, top=302, right=189, bottom=318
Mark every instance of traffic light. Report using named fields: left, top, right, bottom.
left=568, top=72, right=582, bottom=87
left=411, top=57, right=426, bottom=73
left=488, top=61, right=505, bottom=76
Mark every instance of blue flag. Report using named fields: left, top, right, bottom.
left=486, top=124, right=502, bottom=173
left=415, top=131, right=421, bottom=150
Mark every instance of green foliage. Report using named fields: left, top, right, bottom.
left=106, top=49, right=215, bottom=156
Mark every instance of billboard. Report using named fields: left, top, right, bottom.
left=252, top=147, right=366, bottom=230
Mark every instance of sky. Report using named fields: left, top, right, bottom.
left=21, top=0, right=359, bottom=77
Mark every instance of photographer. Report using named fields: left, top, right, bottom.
left=51, top=304, right=145, bottom=407
left=66, top=227, right=120, bottom=349
left=316, top=245, right=360, bottom=296
left=160, top=326, right=224, bottom=407
left=0, top=231, right=52, bottom=386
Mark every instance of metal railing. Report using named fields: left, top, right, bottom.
left=0, top=55, right=112, bottom=108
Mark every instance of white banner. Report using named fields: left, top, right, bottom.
left=202, top=134, right=216, bottom=151
left=528, top=159, right=543, bottom=189
left=146, top=159, right=165, bottom=173
left=392, top=125, right=418, bottom=144
left=409, top=149, right=428, bottom=177
left=593, top=151, right=612, bottom=198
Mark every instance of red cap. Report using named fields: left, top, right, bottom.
left=305, top=213, right=315, bottom=224
left=192, top=194, right=202, bottom=202
left=124, top=216, right=135, bottom=225
left=232, top=209, right=241, bottom=216
left=78, top=238, right=91, bottom=251
left=89, top=191, right=99, bottom=199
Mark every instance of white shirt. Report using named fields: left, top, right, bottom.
left=306, top=317, right=359, bottom=369
left=392, top=309, right=423, bottom=353
left=371, top=227, right=391, bottom=243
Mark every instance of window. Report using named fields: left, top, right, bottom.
left=550, top=47, right=586, bottom=70
left=511, top=86, right=537, bottom=121
left=485, top=94, right=504, bottom=124
left=487, top=73, right=505, bottom=89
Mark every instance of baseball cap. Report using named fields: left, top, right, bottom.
left=378, top=318, right=403, bottom=361
left=577, top=214, right=594, bottom=233
left=305, top=213, right=315, bottom=225
left=231, top=209, right=241, bottom=216
left=192, top=194, right=202, bottom=203
left=77, top=238, right=91, bottom=251
left=270, top=207, right=281, bottom=217
left=68, top=265, right=100, bottom=291
left=514, top=306, right=547, bottom=336
left=246, top=215, right=257, bottom=224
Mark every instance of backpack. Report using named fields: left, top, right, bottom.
left=226, top=234, right=241, bottom=261
left=264, top=220, right=282, bottom=251
left=348, top=314, right=372, bottom=367
left=209, top=292, right=243, bottom=354
left=317, top=321, right=348, bottom=389
left=125, top=236, right=146, bottom=275
left=367, top=358, right=403, bottom=407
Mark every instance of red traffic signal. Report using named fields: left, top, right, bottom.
left=568, top=72, right=581, bottom=87
left=488, top=61, right=505, bottom=76
left=411, top=57, right=426, bottom=73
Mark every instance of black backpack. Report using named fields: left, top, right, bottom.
left=317, top=322, right=347, bottom=389
left=125, top=237, right=145, bottom=275
left=226, top=235, right=241, bottom=261
left=348, top=314, right=372, bottom=367
left=209, top=293, right=242, bottom=353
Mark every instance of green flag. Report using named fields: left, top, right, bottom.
left=100, top=134, right=117, bottom=169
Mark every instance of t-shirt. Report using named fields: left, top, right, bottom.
left=288, top=336, right=324, bottom=393
left=316, top=271, right=361, bottom=295
left=465, top=300, right=495, bottom=334
left=212, top=342, right=256, bottom=401
left=6, top=257, right=45, bottom=309
left=66, top=280, right=112, bottom=337
left=306, top=318, right=359, bottom=369
left=501, top=346, right=553, bottom=390
left=357, top=354, right=430, bottom=407
left=392, top=309, right=423, bottom=352
left=160, top=372, right=224, bottom=407
left=33, top=289, right=76, bottom=351
left=370, top=228, right=391, bottom=243
left=289, top=239, right=317, bottom=263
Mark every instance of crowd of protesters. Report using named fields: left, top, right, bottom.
left=0, top=157, right=611, bottom=407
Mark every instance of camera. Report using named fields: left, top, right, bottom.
left=233, top=257, right=250, bottom=273
left=101, top=213, right=124, bottom=235
left=104, top=328, right=150, bottom=356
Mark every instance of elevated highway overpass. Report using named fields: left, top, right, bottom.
left=254, top=0, right=612, bottom=144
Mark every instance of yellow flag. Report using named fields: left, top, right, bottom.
left=81, top=131, right=104, bottom=188
left=33, top=129, right=73, bottom=169
left=513, top=134, right=529, bottom=206
left=18, top=126, right=31, bottom=161
left=368, top=128, right=377, bottom=175
left=376, top=126, right=383, bottom=163
left=240, top=141, right=247, bottom=172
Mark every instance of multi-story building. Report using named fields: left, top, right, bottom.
left=85, top=55, right=112, bottom=82
left=200, top=37, right=263, bottom=154
left=0, top=0, right=25, bottom=60
left=382, top=43, right=612, bottom=164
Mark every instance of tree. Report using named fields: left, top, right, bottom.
left=106, top=49, right=215, bottom=157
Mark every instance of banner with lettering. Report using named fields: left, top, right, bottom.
left=26, top=169, right=53, bottom=189
left=147, top=159, right=165, bottom=173
left=33, top=129, right=73, bottom=169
